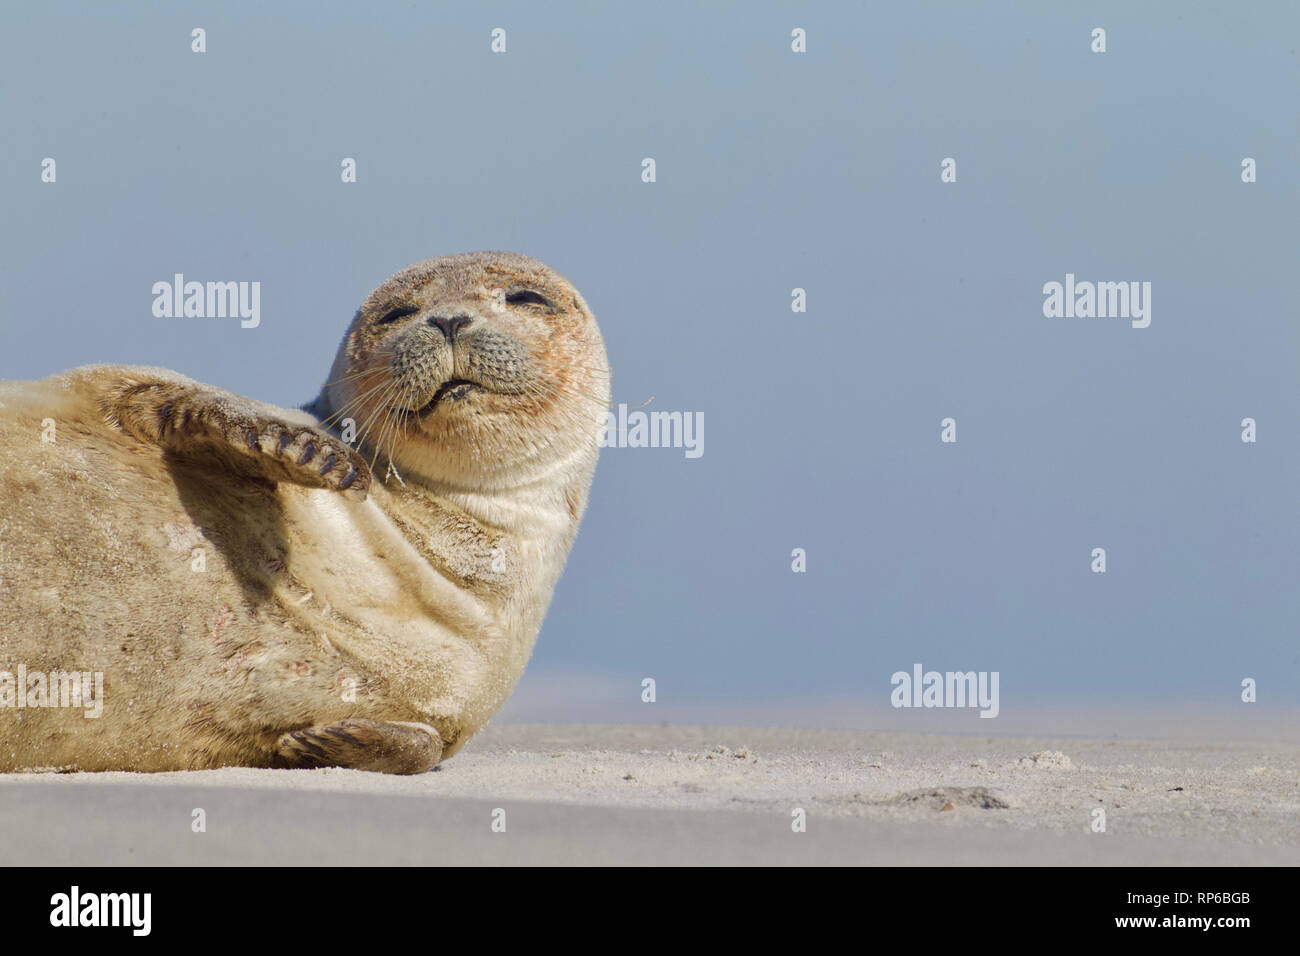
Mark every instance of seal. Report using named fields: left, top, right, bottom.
left=0, top=251, right=610, bottom=773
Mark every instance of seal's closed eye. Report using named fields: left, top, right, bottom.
left=377, top=304, right=419, bottom=325
left=505, top=290, right=552, bottom=308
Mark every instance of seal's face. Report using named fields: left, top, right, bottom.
left=326, top=252, right=609, bottom=488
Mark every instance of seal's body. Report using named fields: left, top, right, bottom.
left=0, top=252, right=609, bottom=773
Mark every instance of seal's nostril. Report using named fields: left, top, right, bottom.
left=428, top=314, right=471, bottom=341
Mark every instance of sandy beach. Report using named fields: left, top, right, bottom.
left=1, top=723, right=1296, bottom=866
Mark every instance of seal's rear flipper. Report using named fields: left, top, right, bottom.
left=102, top=373, right=372, bottom=500
left=275, top=718, right=443, bottom=774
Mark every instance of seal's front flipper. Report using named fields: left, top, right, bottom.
left=103, top=374, right=371, bottom=500
left=275, top=719, right=443, bottom=774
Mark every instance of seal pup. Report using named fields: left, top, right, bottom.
left=0, top=251, right=610, bottom=773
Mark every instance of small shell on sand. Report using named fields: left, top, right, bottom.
left=1018, top=751, right=1076, bottom=770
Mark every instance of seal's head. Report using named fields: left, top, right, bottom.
left=323, top=252, right=610, bottom=492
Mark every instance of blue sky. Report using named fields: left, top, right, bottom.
left=2, top=1, right=1297, bottom=732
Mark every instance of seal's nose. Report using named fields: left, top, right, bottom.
left=428, top=314, right=471, bottom=342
